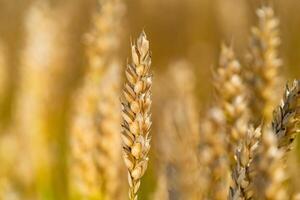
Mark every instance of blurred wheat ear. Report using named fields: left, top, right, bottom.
left=153, top=60, right=202, bottom=199
left=214, top=44, right=249, bottom=166
left=69, top=0, right=126, bottom=199
left=121, top=31, right=152, bottom=200
left=246, top=5, right=282, bottom=124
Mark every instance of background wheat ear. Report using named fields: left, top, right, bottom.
left=214, top=44, right=249, bottom=167
left=121, top=31, right=152, bottom=200
left=153, top=60, right=203, bottom=199
left=246, top=5, right=282, bottom=125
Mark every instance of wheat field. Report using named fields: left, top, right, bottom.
left=1, top=0, right=300, bottom=200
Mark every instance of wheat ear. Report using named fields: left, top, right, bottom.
left=229, top=126, right=261, bottom=200
left=121, top=32, right=152, bottom=200
left=215, top=44, right=249, bottom=166
left=247, top=5, right=282, bottom=123
left=272, top=80, right=300, bottom=152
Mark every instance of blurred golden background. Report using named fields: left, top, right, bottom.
left=0, top=0, right=300, bottom=199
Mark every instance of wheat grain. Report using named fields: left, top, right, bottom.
left=121, top=32, right=152, bottom=200
left=246, top=5, right=282, bottom=124
left=272, top=80, right=300, bottom=152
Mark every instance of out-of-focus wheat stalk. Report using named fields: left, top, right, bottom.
left=154, top=61, right=203, bottom=199
left=246, top=5, right=282, bottom=124
left=229, top=126, right=261, bottom=200
left=11, top=1, right=70, bottom=198
left=121, top=32, right=152, bottom=200
left=272, top=80, right=300, bottom=152
left=251, top=129, right=287, bottom=199
left=215, top=44, right=249, bottom=166
left=199, top=108, right=228, bottom=199
left=69, top=0, right=126, bottom=199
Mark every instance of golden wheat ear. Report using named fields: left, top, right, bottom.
left=272, top=80, right=300, bottom=152
left=215, top=44, right=249, bottom=166
left=229, top=126, right=261, bottom=200
left=121, top=31, right=152, bottom=200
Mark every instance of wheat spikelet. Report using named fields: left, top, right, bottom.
left=272, top=80, right=300, bottom=152
left=246, top=5, right=282, bottom=124
left=214, top=44, right=249, bottom=166
left=229, top=126, right=261, bottom=200
left=154, top=60, right=203, bottom=199
left=69, top=0, right=125, bottom=199
left=251, top=128, right=287, bottom=200
left=121, top=32, right=152, bottom=200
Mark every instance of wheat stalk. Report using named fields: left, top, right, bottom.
left=272, top=80, right=300, bottom=152
left=229, top=126, right=261, bottom=200
left=246, top=5, right=282, bottom=124
left=121, top=32, right=152, bottom=200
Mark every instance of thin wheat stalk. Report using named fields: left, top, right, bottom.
left=214, top=44, right=249, bottom=166
left=70, top=0, right=126, bottom=198
left=121, top=32, right=152, bottom=200
left=246, top=5, right=282, bottom=124
left=272, top=80, right=300, bottom=152
left=229, top=126, right=261, bottom=200
left=251, top=128, right=287, bottom=199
